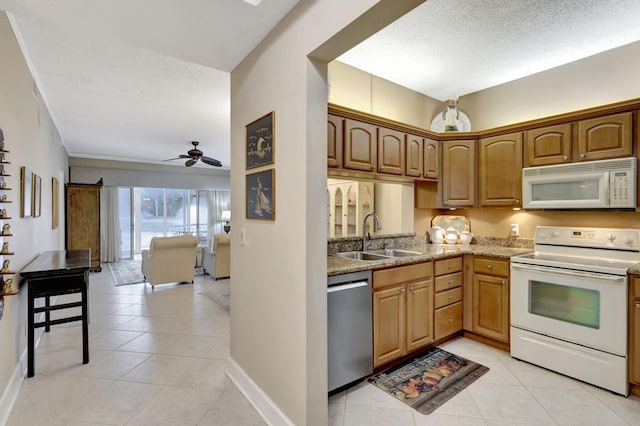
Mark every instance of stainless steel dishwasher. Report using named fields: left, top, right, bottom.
left=328, top=270, right=373, bottom=392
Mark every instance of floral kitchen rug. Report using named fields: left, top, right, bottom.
left=368, top=347, right=489, bottom=415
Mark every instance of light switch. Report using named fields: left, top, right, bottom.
left=240, top=228, right=247, bottom=246
left=510, top=224, right=519, bottom=237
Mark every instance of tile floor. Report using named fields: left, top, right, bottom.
left=6, top=266, right=640, bottom=425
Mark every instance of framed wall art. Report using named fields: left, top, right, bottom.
left=52, top=177, right=59, bottom=229
left=246, top=111, right=274, bottom=169
left=33, top=174, right=42, bottom=217
left=246, top=168, right=275, bottom=220
left=20, top=166, right=32, bottom=218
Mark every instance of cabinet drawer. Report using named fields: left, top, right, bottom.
left=474, top=257, right=509, bottom=277
left=373, top=262, right=432, bottom=290
left=434, top=257, right=463, bottom=276
left=633, top=277, right=640, bottom=298
left=435, top=302, right=462, bottom=340
left=434, top=287, right=462, bottom=309
left=434, top=272, right=462, bottom=292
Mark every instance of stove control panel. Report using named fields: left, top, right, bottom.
left=535, top=226, right=640, bottom=250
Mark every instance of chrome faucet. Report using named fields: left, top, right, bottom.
left=362, top=212, right=382, bottom=250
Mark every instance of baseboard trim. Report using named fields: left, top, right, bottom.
left=0, top=348, right=27, bottom=426
left=225, top=357, right=294, bottom=426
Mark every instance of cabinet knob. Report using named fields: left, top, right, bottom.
left=448, top=263, right=453, bottom=269
left=515, top=199, right=520, bottom=204
left=635, top=303, right=640, bottom=309
left=501, top=280, right=506, bottom=285
left=409, top=285, right=414, bottom=292
left=380, top=166, right=385, bottom=170
left=580, top=153, right=586, bottom=158
left=448, top=279, right=453, bottom=285
left=448, top=318, right=453, bottom=324
left=448, top=295, right=453, bottom=300
left=563, top=155, right=568, bottom=161
left=444, top=200, right=448, bottom=205
left=370, top=165, right=375, bottom=170
left=487, top=264, right=492, bottom=269
left=400, top=287, right=405, bottom=293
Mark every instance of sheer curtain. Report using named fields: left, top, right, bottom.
left=100, top=186, right=121, bottom=262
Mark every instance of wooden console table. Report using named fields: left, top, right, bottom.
left=21, top=249, right=91, bottom=377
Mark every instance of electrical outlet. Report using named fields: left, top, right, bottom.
left=510, top=224, right=519, bottom=237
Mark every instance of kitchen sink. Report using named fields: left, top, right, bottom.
left=331, top=251, right=392, bottom=261
left=366, top=249, right=423, bottom=258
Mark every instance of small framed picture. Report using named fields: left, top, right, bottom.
left=246, top=169, right=275, bottom=220
left=33, top=174, right=42, bottom=217
left=52, top=177, right=59, bottom=229
left=20, top=167, right=32, bottom=218
left=246, top=111, right=274, bottom=169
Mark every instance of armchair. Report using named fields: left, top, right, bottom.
left=141, top=235, right=198, bottom=288
left=202, top=233, right=230, bottom=280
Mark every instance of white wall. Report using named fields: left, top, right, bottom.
left=375, top=182, right=414, bottom=234
left=228, top=1, right=425, bottom=424
left=0, top=12, right=68, bottom=422
left=69, top=157, right=230, bottom=190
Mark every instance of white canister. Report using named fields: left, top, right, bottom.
left=445, top=226, right=458, bottom=244
left=459, top=231, right=474, bottom=244
left=430, top=226, right=444, bottom=243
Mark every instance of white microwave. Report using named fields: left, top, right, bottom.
left=522, top=157, right=637, bottom=209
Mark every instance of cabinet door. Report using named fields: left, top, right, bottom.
left=478, top=133, right=522, bottom=207
left=525, top=123, right=571, bottom=166
left=66, top=185, right=101, bottom=270
left=405, top=134, right=423, bottom=177
left=423, top=138, right=438, bottom=179
left=578, top=112, right=632, bottom=161
left=344, top=119, right=377, bottom=172
left=630, top=277, right=640, bottom=385
left=373, top=285, right=406, bottom=367
left=473, top=273, right=509, bottom=342
left=406, top=280, right=434, bottom=352
left=440, top=140, right=475, bottom=207
left=378, top=128, right=404, bottom=175
left=327, top=114, right=343, bottom=168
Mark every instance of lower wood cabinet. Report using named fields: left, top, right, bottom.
left=66, top=182, right=102, bottom=271
left=434, top=257, right=463, bottom=340
left=472, top=257, right=510, bottom=343
left=373, top=262, right=433, bottom=367
left=630, top=276, right=640, bottom=387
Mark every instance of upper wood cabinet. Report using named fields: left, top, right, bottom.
left=479, top=132, right=523, bottom=207
left=440, top=140, right=476, bottom=208
left=327, top=114, right=343, bottom=168
left=344, top=119, right=377, bottom=172
left=378, top=128, right=405, bottom=175
left=424, top=138, right=438, bottom=179
left=525, top=123, right=572, bottom=167
left=577, top=112, right=632, bottom=161
left=405, top=134, right=423, bottom=177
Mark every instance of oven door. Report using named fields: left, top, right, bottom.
left=510, top=262, right=627, bottom=356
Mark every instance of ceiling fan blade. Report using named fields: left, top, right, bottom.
left=201, top=156, right=222, bottom=167
left=185, top=159, right=197, bottom=167
left=179, top=154, right=191, bottom=158
left=162, top=157, right=181, bottom=162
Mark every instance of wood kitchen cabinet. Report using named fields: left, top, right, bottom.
left=630, top=275, right=640, bottom=390
left=423, top=138, right=438, bottom=179
left=327, top=114, right=343, bottom=168
left=405, top=134, right=423, bottom=177
left=577, top=112, right=633, bottom=161
left=373, top=262, right=434, bottom=367
left=440, top=139, right=475, bottom=208
left=378, top=128, right=404, bottom=175
left=478, top=132, right=522, bottom=207
left=66, top=182, right=102, bottom=271
left=434, top=257, right=463, bottom=340
left=525, top=123, right=572, bottom=166
left=472, top=257, right=510, bottom=343
left=344, top=119, right=377, bottom=172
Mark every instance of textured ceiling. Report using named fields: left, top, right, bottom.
left=4, top=0, right=640, bottom=169
left=338, top=0, right=640, bottom=101
left=1, top=0, right=299, bottom=168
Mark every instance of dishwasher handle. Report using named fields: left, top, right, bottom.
left=328, top=280, right=369, bottom=293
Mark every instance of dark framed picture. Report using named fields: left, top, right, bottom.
left=33, top=174, right=42, bottom=217
left=20, top=167, right=32, bottom=218
left=246, top=169, right=275, bottom=220
left=246, top=111, right=274, bottom=169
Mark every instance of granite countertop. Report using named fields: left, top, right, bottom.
left=328, top=243, right=533, bottom=276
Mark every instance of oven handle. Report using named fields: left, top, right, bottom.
left=511, top=263, right=625, bottom=282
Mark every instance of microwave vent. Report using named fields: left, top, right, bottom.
left=523, top=157, right=637, bottom=177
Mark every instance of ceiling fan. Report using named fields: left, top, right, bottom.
left=163, top=141, right=222, bottom=167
